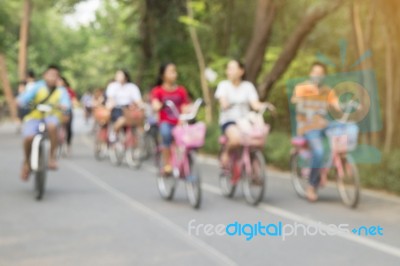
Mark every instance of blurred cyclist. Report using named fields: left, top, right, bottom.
left=215, top=59, right=268, bottom=168
left=57, top=76, right=78, bottom=156
left=17, top=65, right=71, bottom=180
left=151, top=62, right=190, bottom=175
left=105, top=69, right=142, bottom=142
left=291, top=62, right=341, bottom=202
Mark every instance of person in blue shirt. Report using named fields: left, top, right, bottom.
left=17, top=65, right=71, bottom=180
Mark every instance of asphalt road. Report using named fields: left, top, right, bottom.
left=1, top=110, right=400, bottom=266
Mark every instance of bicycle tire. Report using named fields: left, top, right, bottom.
left=243, top=151, right=266, bottom=206
left=336, top=154, right=360, bottom=208
left=34, top=140, right=48, bottom=201
left=185, top=151, right=201, bottom=209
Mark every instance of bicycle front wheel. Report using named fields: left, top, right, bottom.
left=185, top=151, right=201, bottom=209
left=126, top=130, right=145, bottom=169
left=290, top=152, right=309, bottom=199
left=94, top=126, right=107, bottom=161
left=35, top=140, right=48, bottom=201
left=109, top=132, right=125, bottom=166
left=336, top=154, right=360, bottom=208
left=243, top=151, right=266, bottom=206
left=156, top=149, right=176, bottom=201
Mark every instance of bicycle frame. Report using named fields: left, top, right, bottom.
left=170, top=144, right=191, bottom=179
left=228, top=146, right=253, bottom=185
left=162, top=98, right=204, bottom=179
left=220, top=103, right=273, bottom=184
left=292, top=100, right=359, bottom=182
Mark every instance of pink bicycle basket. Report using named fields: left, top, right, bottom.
left=172, top=122, right=207, bottom=148
left=325, top=123, right=359, bottom=153
left=242, top=123, right=270, bottom=147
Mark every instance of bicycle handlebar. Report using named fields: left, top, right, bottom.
left=164, top=98, right=204, bottom=122
left=36, top=104, right=53, bottom=113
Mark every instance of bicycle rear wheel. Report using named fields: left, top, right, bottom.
left=219, top=148, right=238, bottom=198
left=336, top=154, right=360, bottom=208
left=35, top=140, right=48, bottom=201
left=185, top=151, right=201, bottom=209
left=94, top=126, right=107, bottom=161
left=290, top=152, right=309, bottom=198
left=243, top=151, right=266, bottom=206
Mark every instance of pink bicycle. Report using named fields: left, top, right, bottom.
left=156, top=99, right=206, bottom=209
left=290, top=102, right=360, bottom=208
left=218, top=105, right=273, bottom=206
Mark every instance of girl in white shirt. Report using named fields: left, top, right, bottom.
left=106, top=70, right=142, bottom=139
left=215, top=60, right=268, bottom=166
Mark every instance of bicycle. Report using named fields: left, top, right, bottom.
left=108, top=105, right=146, bottom=169
left=30, top=104, right=52, bottom=200
left=93, top=106, right=110, bottom=161
left=218, top=104, right=273, bottom=206
left=156, top=99, right=205, bottom=209
left=142, top=121, right=159, bottom=161
left=57, top=122, right=67, bottom=158
left=290, top=101, right=360, bottom=208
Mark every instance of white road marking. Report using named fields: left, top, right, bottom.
left=64, top=160, right=237, bottom=266
left=79, top=134, right=400, bottom=259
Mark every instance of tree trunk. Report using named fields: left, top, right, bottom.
left=186, top=0, right=213, bottom=123
left=257, top=0, right=343, bottom=100
left=0, top=53, right=17, bottom=120
left=219, top=0, right=234, bottom=56
left=244, top=0, right=276, bottom=84
left=18, top=0, right=32, bottom=81
left=136, top=0, right=154, bottom=87
left=383, top=26, right=394, bottom=153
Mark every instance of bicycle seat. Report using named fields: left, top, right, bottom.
left=291, top=136, right=307, bottom=147
left=219, top=136, right=228, bottom=145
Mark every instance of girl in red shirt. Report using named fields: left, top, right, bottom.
left=151, top=63, right=190, bottom=174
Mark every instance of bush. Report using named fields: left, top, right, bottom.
left=202, top=123, right=220, bottom=155
left=360, top=150, right=400, bottom=195
left=263, top=131, right=292, bottom=170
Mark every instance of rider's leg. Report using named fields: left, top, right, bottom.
left=304, top=129, right=325, bottom=201
left=45, top=116, right=59, bottom=169
left=20, top=120, right=39, bottom=180
left=109, top=108, right=124, bottom=141
left=159, top=122, right=174, bottom=173
left=66, top=112, right=73, bottom=148
left=221, top=123, right=241, bottom=167
left=113, top=116, right=126, bottom=133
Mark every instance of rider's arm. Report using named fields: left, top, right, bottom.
left=246, top=81, right=264, bottom=111
left=17, top=81, right=41, bottom=106
left=150, top=88, right=163, bottom=112
left=215, top=81, right=231, bottom=110
left=59, top=87, right=72, bottom=111
left=105, top=83, right=116, bottom=109
left=327, top=90, right=341, bottom=112
left=129, top=83, right=144, bottom=107
left=180, top=87, right=191, bottom=114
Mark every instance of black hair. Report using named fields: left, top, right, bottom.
left=117, top=69, right=131, bottom=83
left=47, top=64, right=60, bottom=72
left=61, top=76, right=70, bottom=87
left=155, top=62, right=175, bottom=86
left=27, top=70, right=35, bottom=79
left=310, top=61, right=327, bottom=74
left=229, top=59, right=246, bottom=81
